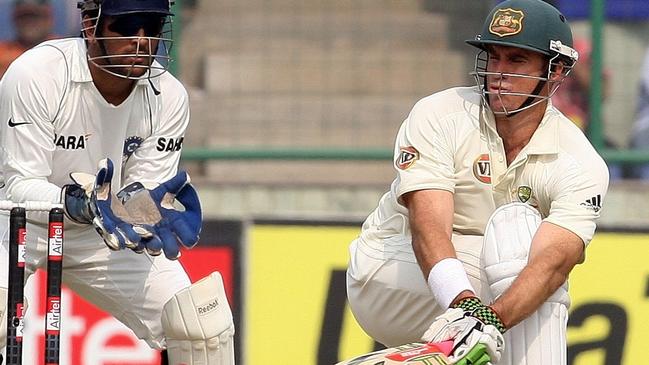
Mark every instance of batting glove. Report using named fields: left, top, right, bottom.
left=422, top=297, right=506, bottom=365
left=116, top=171, right=202, bottom=260
left=62, top=158, right=145, bottom=251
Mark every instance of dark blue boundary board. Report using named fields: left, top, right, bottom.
left=496, top=0, right=649, bottom=20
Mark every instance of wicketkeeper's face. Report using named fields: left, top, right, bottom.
left=83, top=12, right=172, bottom=80
left=98, top=14, right=163, bottom=77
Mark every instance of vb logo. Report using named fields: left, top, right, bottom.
left=396, top=146, right=419, bottom=170
left=472, top=154, right=491, bottom=184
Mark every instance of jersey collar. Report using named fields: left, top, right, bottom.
left=68, top=39, right=92, bottom=82
left=524, top=100, right=560, bottom=155
left=480, top=98, right=560, bottom=156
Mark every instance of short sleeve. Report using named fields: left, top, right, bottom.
left=394, top=98, right=456, bottom=201
left=543, top=156, right=609, bottom=246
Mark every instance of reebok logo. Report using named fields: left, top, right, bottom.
left=8, top=118, right=31, bottom=127
left=580, top=194, right=602, bottom=212
left=197, top=299, right=219, bottom=315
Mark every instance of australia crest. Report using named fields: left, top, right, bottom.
left=489, top=8, right=525, bottom=37
left=517, top=185, right=532, bottom=203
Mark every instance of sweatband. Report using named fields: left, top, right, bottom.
left=427, top=257, right=475, bottom=309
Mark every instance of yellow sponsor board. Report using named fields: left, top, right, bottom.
left=245, top=225, right=375, bottom=364
left=567, top=233, right=649, bottom=365
left=246, top=226, right=649, bottom=365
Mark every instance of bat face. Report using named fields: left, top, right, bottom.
left=336, top=342, right=452, bottom=365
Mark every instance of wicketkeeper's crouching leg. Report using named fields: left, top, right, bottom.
left=161, top=271, right=235, bottom=365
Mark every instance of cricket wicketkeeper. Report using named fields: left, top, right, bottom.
left=0, top=1, right=234, bottom=364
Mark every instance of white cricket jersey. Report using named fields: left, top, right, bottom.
left=0, top=38, right=189, bottom=224
left=359, top=86, right=609, bottom=249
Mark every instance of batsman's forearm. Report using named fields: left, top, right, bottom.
left=405, top=190, right=455, bottom=277
left=491, top=272, right=565, bottom=328
left=490, top=254, right=572, bottom=329
left=411, top=233, right=457, bottom=276
left=490, top=221, right=584, bottom=329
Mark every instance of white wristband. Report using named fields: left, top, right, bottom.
left=427, top=257, right=475, bottom=309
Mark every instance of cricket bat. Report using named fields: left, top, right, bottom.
left=335, top=341, right=454, bottom=365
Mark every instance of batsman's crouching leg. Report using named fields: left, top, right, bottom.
left=483, top=203, right=569, bottom=365
left=161, top=272, right=235, bottom=365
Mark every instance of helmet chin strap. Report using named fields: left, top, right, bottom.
left=147, top=40, right=162, bottom=95
left=148, top=73, right=161, bottom=95
left=504, top=79, right=546, bottom=117
left=502, top=59, right=552, bottom=117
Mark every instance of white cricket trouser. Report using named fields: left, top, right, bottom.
left=0, top=217, right=191, bottom=351
left=346, top=233, right=487, bottom=347
left=347, top=203, right=569, bottom=365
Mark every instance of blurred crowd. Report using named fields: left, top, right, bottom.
left=0, top=0, right=55, bottom=76
left=551, top=37, right=628, bottom=180
left=1, top=0, right=649, bottom=180
left=0, top=0, right=77, bottom=77
left=629, top=47, right=649, bottom=179
left=552, top=36, right=649, bottom=180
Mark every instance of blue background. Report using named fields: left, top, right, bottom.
left=496, top=0, right=649, bottom=20
left=558, top=0, right=649, bottom=20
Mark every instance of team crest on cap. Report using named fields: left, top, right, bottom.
left=472, top=154, right=491, bottom=184
left=397, top=146, right=420, bottom=170
left=489, top=8, right=525, bottom=37
left=517, top=185, right=532, bottom=203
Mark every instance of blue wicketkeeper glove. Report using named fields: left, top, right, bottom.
left=116, top=171, right=202, bottom=260
left=62, top=158, right=145, bottom=251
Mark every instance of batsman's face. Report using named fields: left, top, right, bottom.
left=485, top=45, right=547, bottom=113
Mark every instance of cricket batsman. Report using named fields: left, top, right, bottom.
left=345, top=1, right=609, bottom=364
left=0, top=0, right=234, bottom=364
